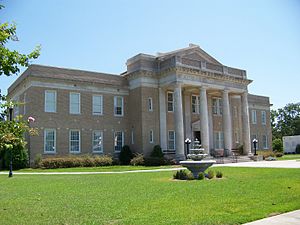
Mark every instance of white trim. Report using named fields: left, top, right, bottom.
left=92, top=95, right=103, bottom=115
left=70, top=92, right=81, bottom=114
left=69, top=129, right=81, bottom=153
left=92, top=130, right=103, bottom=153
left=191, top=95, right=200, bottom=114
left=44, top=90, right=57, bottom=113
left=212, top=97, right=222, bottom=115
left=114, top=131, right=124, bottom=153
left=263, top=135, right=268, bottom=149
left=131, top=130, right=134, bottom=145
left=148, top=97, right=153, bottom=112
left=251, top=110, right=257, bottom=124
left=167, top=130, right=175, bottom=151
left=114, top=96, right=124, bottom=116
left=149, top=130, right=154, bottom=143
left=44, top=129, right=56, bottom=154
left=167, top=92, right=174, bottom=112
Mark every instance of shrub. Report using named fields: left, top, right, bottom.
left=257, top=150, right=275, bottom=160
left=150, top=145, right=164, bottom=158
left=144, top=157, right=166, bottom=166
left=216, top=171, right=223, bottom=178
left=275, top=152, right=283, bottom=158
left=173, top=170, right=188, bottom=180
left=207, top=170, right=214, bottom=179
left=33, top=154, right=42, bottom=168
left=237, top=145, right=244, bottom=155
left=39, top=155, right=113, bottom=169
left=3, top=143, right=28, bottom=170
left=272, top=139, right=283, bottom=153
left=198, top=172, right=205, bottom=180
left=296, top=144, right=300, bottom=154
left=186, top=173, right=195, bottom=180
left=119, top=145, right=133, bottom=165
left=130, top=153, right=144, bottom=166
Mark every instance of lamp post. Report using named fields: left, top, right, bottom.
left=8, top=107, right=13, bottom=178
left=252, top=138, right=258, bottom=156
left=185, top=138, right=191, bottom=157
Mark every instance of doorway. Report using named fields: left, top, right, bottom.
left=193, top=131, right=201, bottom=143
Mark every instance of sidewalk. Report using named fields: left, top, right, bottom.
left=244, top=210, right=300, bottom=225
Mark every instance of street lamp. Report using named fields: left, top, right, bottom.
left=252, top=138, right=258, bottom=156
left=8, top=107, right=13, bottom=178
left=185, top=138, right=192, bottom=157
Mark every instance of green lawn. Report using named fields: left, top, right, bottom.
left=1, top=167, right=300, bottom=225
left=277, top=154, right=300, bottom=161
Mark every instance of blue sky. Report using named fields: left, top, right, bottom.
left=1, top=0, right=300, bottom=109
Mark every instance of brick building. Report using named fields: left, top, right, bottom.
left=7, top=44, right=272, bottom=163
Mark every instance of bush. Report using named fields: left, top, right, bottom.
left=198, top=172, right=205, bottom=180
left=130, top=153, right=144, bottom=166
left=186, top=173, right=195, bottom=180
left=173, top=170, right=188, bottom=180
left=33, top=154, right=42, bottom=168
left=3, top=143, right=28, bottom=170
left=275, top=152, right=283, bottom=158
left=207, top=170, right=214, bottom=179
left=119, top=145, right=133, bottom=165
left=257, top=150, right=275, bottom=160
left=296, top=144, right=300, bottom=154
left=216, top=171, right=223, bottom=178
left=237, top=145, right=244, bottom=155
left=39, top=155, right=113, bottom=169
left=144, top=157, right=166, bottom=166
left=272, top=139, right=283, bottom=152
left=150, top=145, right=164, bottom=158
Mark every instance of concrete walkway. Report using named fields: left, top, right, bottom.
left=244, top=210, right=300, bottom=225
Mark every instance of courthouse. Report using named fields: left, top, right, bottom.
left=8, top=44, right=272, bottom=162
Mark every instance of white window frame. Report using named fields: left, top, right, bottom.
left=263, top=135, right=268, bottom=149
left=168, top=130, right=175, bottom=151
left=45, top=90, right=57, bottom=113
left=114, top=96, right=124, bottom=116
left=191, top=95, right=200, bottom=114
left=252, top=110, right=257, bottom=124
left=148, top=97, right=153, bottom=112
left=212, top=98, right=222, bottom=115
left=44, top=129, right=56, bottom=154
left=149, top=130, right=154, bottom=143
left=70, top=92, right=81, bottom=114
left=261, top=111, right=266, bottom=125
left=114, top=131, right=124, bottom=152
left=214, top=131, right=224, bottom=149
left=167, top=92, right=174, bottom=112
left=92, top=130, right=103, bottom=153
left=92, top=95, right=103, bottom=115
left=69, top=129, right=81, bottom=153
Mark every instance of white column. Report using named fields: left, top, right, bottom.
left=159, top=87, right=167, bottom=151
left=199, top=86, right=210, bottom=153
left=207, top=96, right=214, bottom=153
left=222, top=89, right=232, bottom=155
left=241, top=92, right=251, bottom=155
left=184, top=92, right=192, bottom=140
left=174, top=83, right=185, bottom=160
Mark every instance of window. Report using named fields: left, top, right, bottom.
left=114, top=96, right=123, bottom=116
left=261, top=111, right=266, bottom=125
left=70, top=93, right=80, bottom=114
left=167, top=92, right=174, bottom=112
left=168, top=130, right=175, bottom=150
left=69, top=130, right=80, bottom=153
left=212, top=98, right=222, bottom=115
left=149, top=130, right=154, bottom=143
left=262, top=135, right=268, bottom=149
left=131, top=130, right=134, bottom=145
left=45, top=90, right=57, bottom=112
left=114, top=131, right=124, bottom=152
left=92, top=95, right=103, bottom=115
left=92, top=131, right=103, bottom=153
left=148, top=97, right=153, bottom=111
left=191, top=95, right=200, bottom=114
left=214, top=132, right=224, bottom=149
left=251, top=110, right=257, bottom=124
left=44, top=129, right=56, bottom=153
left=234, top=131, right=239, bottom=143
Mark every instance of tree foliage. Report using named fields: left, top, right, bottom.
left=271, top=103, right=300, bottom=139
left=0, top=6, right=41, bottom=76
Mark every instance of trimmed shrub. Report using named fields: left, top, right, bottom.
left=275, top=152, right=283, bottom=158
left=39, top=155, right=113, bottom=169
left=173, top=170, right=188, bottom=180
left=257, top=150, right=275, bottom=160
left=33, top=154, right=42, bottom=168
left=4, top=143, right=28, bottom=170
left=296, top=144, right=300, bottom=154
left=119, top=145, right=133, bottom=165
left=130, top=154, right=145, bottom=166
left=150, top=145, right=164, bottom=158
left=207, top=170, right=214, bottom=179
left=144, top=157, right=166, bottom=166
left=216, top=171, right=223, bottom=178
left=272, top=139, right=283, bottom=153
left=198, top=172, right=205, bottom=180
left=186, top=173, right=195, bottom=180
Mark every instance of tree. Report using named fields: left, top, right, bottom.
left=0, top=5, right=41, bottom=76
left=271, top=103, right=300, bottom=139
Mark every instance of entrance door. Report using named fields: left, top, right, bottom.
left=193, top=131, right=201, bottom=143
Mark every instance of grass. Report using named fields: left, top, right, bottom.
left=277, top=154, right=300, bottom=161
left=1, top=167, right=300, bottom=225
